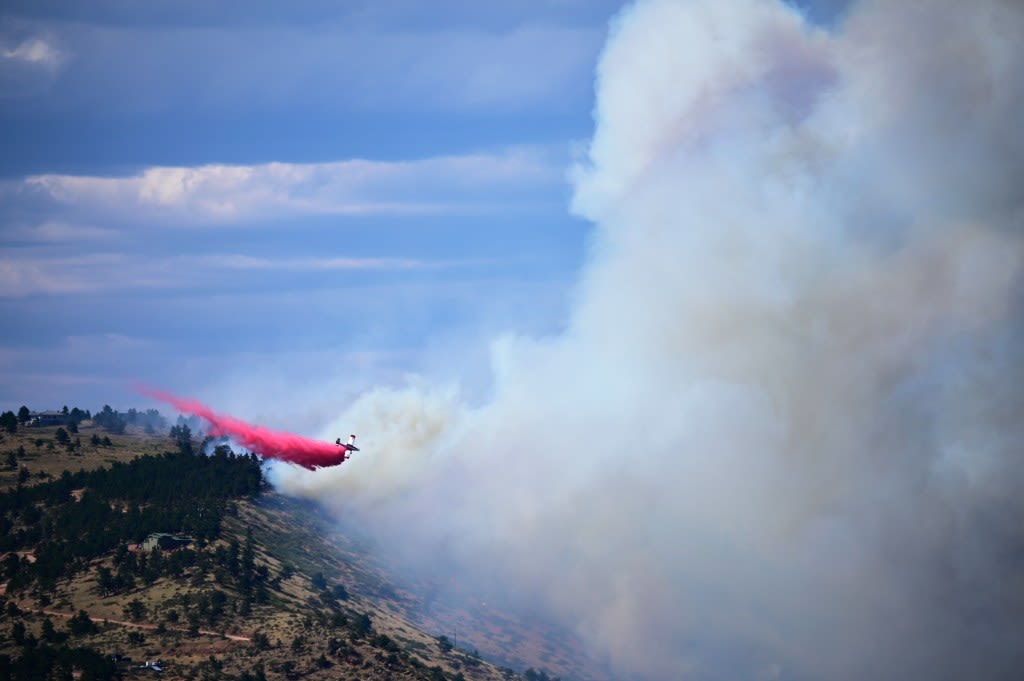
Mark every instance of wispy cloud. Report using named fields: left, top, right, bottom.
left=0, top=253, right=134, bottom=296
left=0, top=29, right=66, bottom=97
left=0, top=251, right=460, bottom=297
left=19, top=147, right=564, bottom=223
left=201, top=254, right=456, bottom=272
left=7, top=221, right=119, bottom=243
left=1, top=36, right=63, bottom=67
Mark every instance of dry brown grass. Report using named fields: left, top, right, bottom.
left=0, top=428, right=526, bottom=680
left=0, top=421, right=168, bottom=491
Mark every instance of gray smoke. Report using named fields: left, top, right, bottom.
left=273, top=1, right=1024, bottom=679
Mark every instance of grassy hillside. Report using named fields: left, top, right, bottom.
left=0, top=421, right=167, bottom=492
left=0, top=420, right=566, bottom=681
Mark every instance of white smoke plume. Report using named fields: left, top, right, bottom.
left=274, top=0, right=1024, bottom=679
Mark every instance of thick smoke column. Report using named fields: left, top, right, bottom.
left=275, top=1, right=1024, bottom=680
left=140, top=386, right=347, bottom=470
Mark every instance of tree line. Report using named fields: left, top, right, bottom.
left=0, top=404, right=166, bottom=434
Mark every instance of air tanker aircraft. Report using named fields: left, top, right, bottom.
left=335, top=434, right=360, bottom=461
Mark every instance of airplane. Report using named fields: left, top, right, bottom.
left=335, top=434, right=360, bottom=461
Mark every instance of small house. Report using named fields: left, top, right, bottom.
left=29, top=411, right=65, bottom=427
left=141, top=533, right=192, bottom=552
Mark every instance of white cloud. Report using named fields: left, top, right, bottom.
left=21, top=147, right=564, bottom=223
left=0, top=29, right=66, bottom=97
left=1, top=36, right=63, bottom=68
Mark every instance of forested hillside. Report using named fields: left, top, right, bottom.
left=2, top=449, right=262, bottom=595
left=0, top=413, right=562, bottom=681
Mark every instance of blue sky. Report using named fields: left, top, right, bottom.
left=0, top=0, right=634, bottom=414
left=0, top=0, right=849, bottom=417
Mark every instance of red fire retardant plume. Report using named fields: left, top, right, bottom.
left=139, top=386, right=346, bottom=470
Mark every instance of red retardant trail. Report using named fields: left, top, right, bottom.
left=138, top=386, right=346, bottom=470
